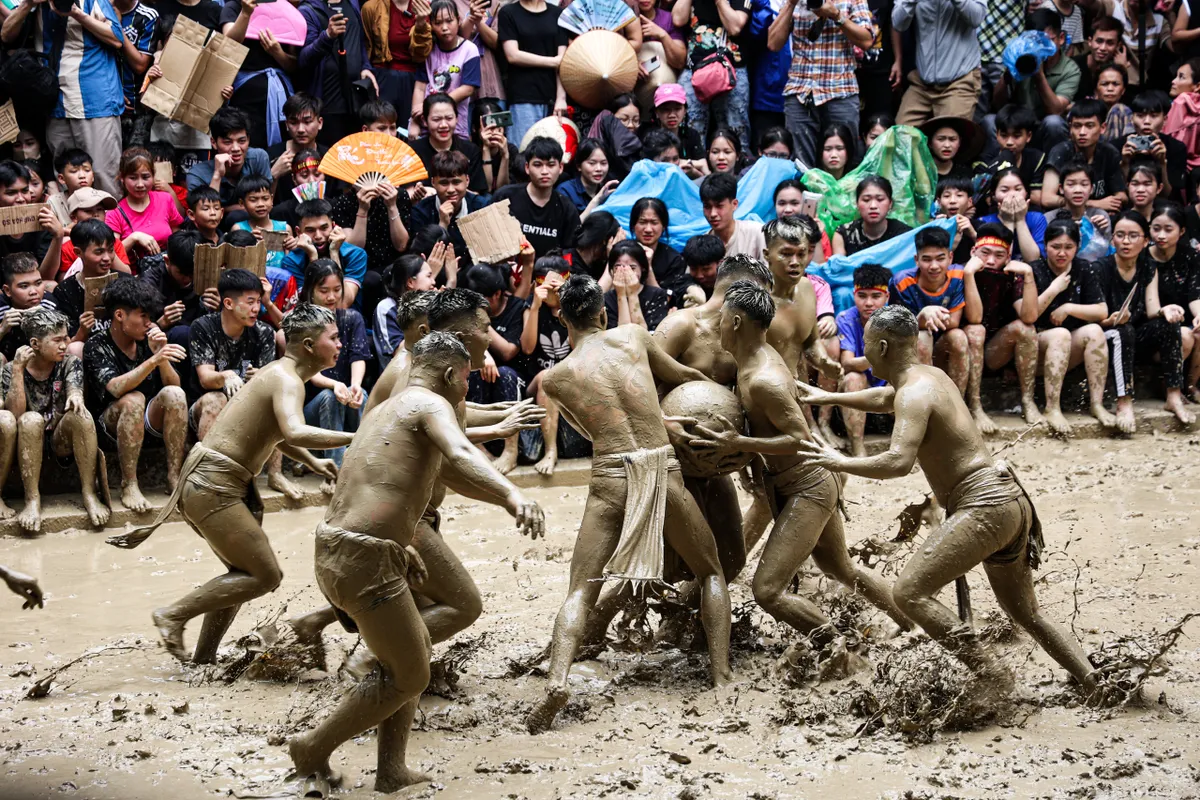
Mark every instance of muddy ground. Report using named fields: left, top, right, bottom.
left=1, top=435, right=1198, bottom=799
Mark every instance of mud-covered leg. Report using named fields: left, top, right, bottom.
left=375, top=699, right=430, bottom=791
left=0, top=410, right=17, bottom=519
left=809, top=511, right=911, bottom=631
left=192, top=604, right=242, bottom=664
left=106, top=393, right=151, bottom=513
left=751, top=493, right=830, bottom=636
left=1072, top=324, right=1116, bottom=429
left=1038, top=328, right=1072, bottom=436
left=964, top=324, right=997, bottom=434
left=410, top=517, right=482, bottom=644
left=55, top=410, right=108, bottom=527
left=16, top=412, right=44, bottom=533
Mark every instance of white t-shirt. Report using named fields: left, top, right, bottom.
left=1034, top=0, right=1085, bottom=48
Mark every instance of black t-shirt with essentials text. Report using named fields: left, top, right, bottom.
left=492, top=184, right=580, bottom=259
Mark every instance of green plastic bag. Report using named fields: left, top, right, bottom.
left=801, top=125, right=938, bottom=238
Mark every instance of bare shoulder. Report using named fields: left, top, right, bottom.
left=745, top=363, right=794, bottom=403
left=654, top=307, right=695, bottom=339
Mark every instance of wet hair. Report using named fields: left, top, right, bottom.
left=407, top=224, right=448, bottom=259
left=187, top=185, right=221, bottom=209
left=533, top=253, right=570, bottom=278
left=868, top=304, right=918, bottom=339
left=797, top=213, right=822, bottom=246
left=358, top=99, right=398, bottom=127
left=855, top=174, right=893, bottom=200
left=860, top=111, right=893, bottom=138
left=630, top=197, right=668, bottom=235
left=1068, top=99, right=1108, bottom=124
left=682, top=234, right=725, bottom=269
left=763, top=215, right=809, bottom=248
left=773, top=177, right=804, bottom=201
left=1028, top=8, right=1063, bottom=35
left=388, top=253, right=430, bottom=297
left=757, top=125, right=793, bottom=157
left=236, top=174, right=275, bottom=203
left=428, top=287, right=489, bottom=331
left=936, top=174, right=974, bottom=198
left=299, top=258, right=344, bottom=305
left=281, top=302, right=336, bottom=343
left=21, top=305, right=68, bottom=341
left=217, top=267, right=263, bottom=300
left=118, top=147, right=153, bottom=179
left=523, top=136, right=563, bottom=163
left=430, top=149, right=470, bottom=179
left=165, top=229, right=200, bottom=276
left=1150, top=200, right=1187, bottom=230
left=913, top=226, right=951, bottom=252
left=853, top=263, right=893, bottom=290
left=208, top=106, right=252, bottom=140
left=283, top=92, right=322, bottom=120
left=2, top=252, right=39, bottom=284
left=423, top=92, right=457, bottom=121
left=699, top=172, right=738, bottom=204
left=724, top=279, right=775, bottom=329
left=397, top=289, right=437, bottom=330
left=412, top=329, right=470, bottom=367
left=296, top=198, right=333, bottom=225
left=0, top=159, right=30, bottom=189
left=1044, top=217, right=1081, bottom=245
left=973, top=222, right=1015, bottom=247
left=147, top=141, right=177, bottom=170
left=557, top=273, right=605, bottom=328
left=641, top=128, right=681, bottom=160
left=1113, top=209, right=1150, bottom=237
left=1131, top=90, right=1171, bottom=115
left=224, top=228, right=258, bottom=248
left=103, top=275, right=163, bottom=317
left=607, top=239, right=650, bottom=279
left=573, top=211, right=620, bottom=250
left=70, top=218, right=115, bottom=250
left=717, top=253, right=773, bottom=288
left=994, top=104, right=1038, bottom=135
left=464, top=262, right=511, bottom=297
left=53, top=148, right=91, bottom=174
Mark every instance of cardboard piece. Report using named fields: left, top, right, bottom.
left=140, top=17, right=248, bottom=134
left=154, top=161, right=174, bottom=187
left=0, top=203, right=47, bottom=237
left=0, top=100, right=18, bottom=145
left=48, top=193, right=71, bottom=227
left=262, top=229, right=288, bottom=252
left=84, top=272, right=118, bottom=316
left=457, top=200, right=524, bottom=265
left=192, top=241, right=268, bottom=294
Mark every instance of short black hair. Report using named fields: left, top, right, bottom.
left=936, top=174, right=974, bottom=198
left=716, top=253, right=773, bottom=288
left=70, top=218, right=115, bottom=250
left=1057, top=157, right=1094, bottom=183
left=1068, top=99, right=1108, bottom=124
left=217, top=267, right=263, bottom=299
left=53, top=148, right=91, bottom=174
left=1044, top=216, right=1081, bottom=245
left=573, top=211, right=620, bottom=250
left=165, top=229, right=201, bottom=276
left=358, top=99, right=397, bottom=127
left=1028, top=7, right=1063, bottom=34
left=0, top=159, right=30, bottom=189
left=188, top=185, right=221, bottom=209
left=103, top=275, right=163, bottom=317
left=283, top=92, right=322, bottom=120
left=869, top=304, right=918, bottom=339
left=700, top=172, right=738, bottom=204
left=557, top=273, right=605, bottom=328
left=422, top=92, right=456, bottom=121
left=641, top=128, right=681, bottom=161
left=1130, top=90, right=1171, bottom=115
left=913, top=226, right=951, bottom=252
left=224, top=228, right=259, bottom=247
left=388, top=253, right=430, bottom=297
left=724, top=279, right=775, bottom=329
left=397, top=289, right=437, bottom=330
left=523, top=136, right=563, bottom=163
left=209, top=106, right=252, bottom=140
left=533, top=253, right=570, bottom=278
left=236, top=175, right=274, bottom=203
left=463, top=262, right=510, bottom=298
left=296, top=198, right=333, bottom=224
left=994, top=104, right=1038, bottom=135
left=973, top=222, right=1014, bottom=247
left=428, top=287, right=489, bottom=331
left=853, top=263, right=893, bottom=290
left=1, top=252, right=39, bottom=285
left=682, top=234, right=725, bottom=268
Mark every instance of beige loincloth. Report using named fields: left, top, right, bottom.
left=591, top=445, right=680, bottom=589
left=947, top=461, right=1044, bottom=570
left=764, top=460, right=844, bottom=519
left=105, top=443, right=262, bottom=549
left=314, top=521, right=413, bottom=633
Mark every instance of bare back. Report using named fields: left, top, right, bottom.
left=737, top=344, right=814, bottom=475
left=363, top=348, right=412, bottom=417
left=544, top=326, right=671, bottom=457
left=202, top=360, right=303, bottom=477
left=766, top=278, right=819, bottom=378
left=325, top=386, right=450, bottom=543
left=654, top=304, right=738, bottom=386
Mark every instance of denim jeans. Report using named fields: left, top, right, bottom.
left=509, top=103, right=551, bottom=151
left=784, top=93, right=861, bottom=170
left=679, top=66, right=751, bottom=154
left=468, top=366, right=525, bottom=457
left=303, top=387, right=367, bottom=467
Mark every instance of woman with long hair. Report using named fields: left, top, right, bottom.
left=603, top=239, right=672, bottom=330
left=1144, top=202, right=1200, bottom=407
left=629, top=197, right=689, bottom=292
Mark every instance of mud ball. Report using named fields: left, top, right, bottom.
left=661, top=381, right=755, bottom=479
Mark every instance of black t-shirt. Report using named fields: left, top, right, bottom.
left=492, top=184, right=580, bottom=259
left=1030, top=257, right=1105, bottom=330
left=0, top=356, right=83, bottom=431
left=317, top=0, right=366, bottom=114
left=329, top=191, right=412, bottom=274
left=604, top=286, right=672, bottom=331
left=138, top=257, right=205, bottom=326
left=1143, top=247, right=1200, bottom=325
left=521, top=298, right=571, bottom=381
left=1072, top=54, right=1094, bottom=101
left=157, top=0, right=223, bottom=29
left=53, top=274, right=112, bottom=337
left=1092, top=255, right=1155, bottom=326
left=1048, top=141, right=1127, bottom=199
left=497, top=2, right=565, bottom=106
left=0, top=231, right=51, bottom=263
left=83, top=329, right=163, bottom=411
left=491, top=294, right=526, bottom=365
left=687, top=0, right=749, bottom=67
left=835, top=218, right=912, bottom=256
left=220, top=0, right=275, bottom=72
left=638, top=122, right=705, bottom=161
left=971, top=267, right=1019, bottom=337
left=987, top=147, right=1047, bottom=193
left=187, top=312, right=277, bottom=384
left=1115, top=132, right=1189, bottom=205
left=410, top=136, right=487, bottom=195
left=858, top=0, right=894, bottom=74
left=651, top=243, right=692, bottom=295
left=0, top=299, right=53, bottom=361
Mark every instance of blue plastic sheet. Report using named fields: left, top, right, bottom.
left=1002, top=31, right=1058, bottom=81
left=735, top=157, right=802, bottom=224
left=808, top=217, right=959, bottom=315
left=597, top=160, right=709, bottom=251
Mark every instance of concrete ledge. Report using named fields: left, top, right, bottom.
left=1, top=402, right=1192, bottom=538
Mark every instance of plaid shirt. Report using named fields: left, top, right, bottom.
left=978, top=0, right=1024, bottom=63
left=784, top=0, right=875, bottom=105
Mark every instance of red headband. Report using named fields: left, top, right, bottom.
left=293, top=156, right=320, bottom=174
left=975, top=236, right=1011, bottom=251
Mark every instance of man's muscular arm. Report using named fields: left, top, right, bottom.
left=272, top=375, right=356, bottom=448
left=643, top=327, right=710, bottom=386
left=796, top=385, right=930, bottom=478
left=796, top=381, right=896, bottom=412
left=802, top=323, right=842, bottom=381
left=693, top=379, right=813, bottom=454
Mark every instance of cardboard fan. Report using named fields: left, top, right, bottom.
left=245, top=1, right=308, bottom=47
left=559, top=30, right=638, bottom=110
left=558, top=0, right=636, bottom=36
left=319, top=133, right=428, bottom=190
left=519, top=116, right=581, bottom=164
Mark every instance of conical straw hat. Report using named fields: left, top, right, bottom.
left=559, top=29, right=638, bottom=110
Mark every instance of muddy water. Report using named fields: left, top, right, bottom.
left=1, top=437, right=1198, bottom=799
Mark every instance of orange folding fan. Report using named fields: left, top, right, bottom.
left=319, top=132, right=428, bottom=189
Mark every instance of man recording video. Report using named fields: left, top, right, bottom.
left=767, top=0, right=874, bottom=168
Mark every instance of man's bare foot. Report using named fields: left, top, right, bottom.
left=375, top=767, right=432, bottom=793
left=287, top=735, right=340, bottom=787
left=268, top=471, right=305, bottom=501
left=81, top=490, right=111, bottom=528
left=17, top=497, right=41, bottom=533
left=817, top=419, right=847, bottom=451
left=969, top=405, right=998, bottom=435
left=533, top=451, right=557, bottom=476
left=493, top=447, right=518, bottom=475
left=526, top=686, right=569, bottom=734
left=1166, top=393, right=1197, bottom=426
left=288, top=613, right=330, bottom=646
left=1043, top=408, right=1071, bottom=437
left=0, top=498, right=14, bottom=520
left=1090, top=402, right=1118, bottom=430
left=121, top=482, right=153, bottom=514
left=152, top=607, right=189, bottom=662
left=1115, top=399, right=1137, bottom=435
left=1020, top=399, right=1044, bottom=426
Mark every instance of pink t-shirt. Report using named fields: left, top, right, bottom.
left=809, top=274, right=834, bottom=317
left=106, top=191, right=183, bottom=248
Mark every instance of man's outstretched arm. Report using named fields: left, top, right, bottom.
left=796, top=381, right=896, bottom=413
left=796, top=387, right=931, bottom=479
left=272, top=375, right=356, bottom=449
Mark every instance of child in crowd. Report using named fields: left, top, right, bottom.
left=0, top=253, right=51, bottom=361
left=61, top=189, right=130, bottom=280
left=836, top=263, right=892, bottom=456
left=989, top=105, right=1047, bottom=207
left=54, top=149, right=95, bottom=194
left=233, top=176, right=291, bottom=271
left=186, top=187, right=225, bottom=245
left=282, top=200, right=369, bottom=309
left=934, top=175, right=978, bottom=264
left=411, top=0, right=481, bottom=139
left=55, top=220, right=118, bottom=356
